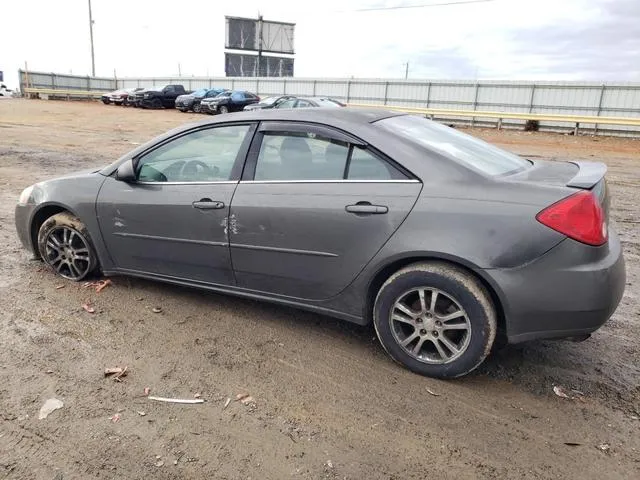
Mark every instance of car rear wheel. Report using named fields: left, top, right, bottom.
left=219, top=105, right=229, bottom=114
left=102, top=98, right=110, bottom=105
left=37, top=212, right=98, bottom=281
left=151, top=98, right=163, bottom=109
left=193, top=103, right=201, bottom=113
left=373, top=262, right=496, bottom=379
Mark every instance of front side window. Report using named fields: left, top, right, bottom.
left=377, top=115, right=530, bottom=176
left=254, top=133, right=349, bottom=181
left=137, top=125, right=251, bottom=182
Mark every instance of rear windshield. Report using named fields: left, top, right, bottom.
left=377, top=115, right=530, bottom=176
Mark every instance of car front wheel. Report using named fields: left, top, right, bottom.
left=37, top=212, right=99, bottom=281
left=373, top=262, right=496, bottom=379
left=193, top=103, right=201, bottom=113
left=219, top=105, right=229, bottom=114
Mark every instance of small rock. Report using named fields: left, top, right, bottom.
left=155, top=460, right=164, bottom=467
left=152, top=307, right=163, bottom=313
left=38, top=398, right=63, bottom=420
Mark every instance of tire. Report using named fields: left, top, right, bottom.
left=177, top=108, right=187, bottom=112
left=219, top=105, right=229, bottom=114
left=37, top=212, right=99, bottom=281
left=102, top=98, right=110, bottom=105
left=193, top=103, right=201, bottom=113
left=373, top=262, right=496, bottom=379
left=151, top=98, right=163, bottom=109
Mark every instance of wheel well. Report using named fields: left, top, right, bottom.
left=30, top=206, right=69, bottom=258
left=365, top=256, right=507, bottom=342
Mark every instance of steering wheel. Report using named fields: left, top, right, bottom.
left=181, top=160, right=219, bottom=180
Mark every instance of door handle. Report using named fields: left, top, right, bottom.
left=192, top=199, right=225, bottom=210
left=345, top=202, right=388, bottom=214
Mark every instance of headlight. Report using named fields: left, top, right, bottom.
left=18, top=185, right=34, bottom=205
left=144, top=93, right=151, bottom=98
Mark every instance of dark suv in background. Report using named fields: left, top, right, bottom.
left=201, top=91, right=260, bottom=114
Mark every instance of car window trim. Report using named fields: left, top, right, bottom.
left=241, top=179, right=420, bottom=184
left=131, top=122, right=258, bottom=184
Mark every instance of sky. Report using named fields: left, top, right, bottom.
left=1, top=0, right=639, bottom=89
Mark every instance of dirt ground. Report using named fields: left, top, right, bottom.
left=0, top=99, right=638, bottom=480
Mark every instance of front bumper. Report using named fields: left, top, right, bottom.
left=202, top=103, right=219, bottom=113
left=489, top=230, right=626, bottom=343
left=15, top=203, right=37, bottom=254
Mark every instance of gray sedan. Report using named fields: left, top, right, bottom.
left=14, top=108, right=625, bottom=378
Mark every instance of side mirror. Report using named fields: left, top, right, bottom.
left=116, top=159, right=136, bottom=182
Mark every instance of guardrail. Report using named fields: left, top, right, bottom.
left=349, top=103, right=640, bottom=134
left=23, top=87, right=107, bottom=99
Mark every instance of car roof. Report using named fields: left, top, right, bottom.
left=191, top=107, right=403, bottom=126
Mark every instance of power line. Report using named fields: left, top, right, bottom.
left=347, top=0, right=496, bottom=12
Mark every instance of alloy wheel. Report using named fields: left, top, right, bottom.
left=43, top=226, right=92, bottom=280
left=389, top=287, right=472, bottom=364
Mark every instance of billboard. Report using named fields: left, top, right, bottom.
left=225, top=16, right=295, bottom=55
left=225, top=53, right=294, bottom=77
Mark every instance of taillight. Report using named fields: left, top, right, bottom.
left=536, top=191, right=607, bottom=246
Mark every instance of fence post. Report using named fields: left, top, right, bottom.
left=425, top=81, right=431, bottom=108
left=51, top=73, right=55, bottom=89
left=528, top=83, right=536, bottom=113
left=313, top=80, right=317, bottom=96
left=256, top=78, right=260, bottom=95
left=346, top=80, right=352, bottom=104
left=209, top=78, right=212, bottom=88
left=232, top=78, right=236, bottom=90
left=383, top=81, right=389, bottom=105
left=87, top=76, right=91, bottom=92
left=283, top=79, right=286, bottom=94
left=471, top=83, right=480, bottom=127
left=595, top=84, right=606, bottom=135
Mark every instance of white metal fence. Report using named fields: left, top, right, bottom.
left=18, top=70, right=640, bottom=135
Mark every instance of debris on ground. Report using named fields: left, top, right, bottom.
left=137, top=411, right=146, bottom=416
left=38, top=398, right=63, bottom=420
left=223, top=398, right=231, bottom=409
left=45, top=369, right=54, bottom=374
left=236, top=393, right=250, bottom=402
left=563, top=442, right=582, bottom=446
left=110, top=413, right=121, bottom=423
left=597, top=443, right=611, bottom=453
left=148, top=395, right=205, bottom=404
left=144, top=387, right=151, bottom=396
left=55, top=285, right=65, bottom=290
left=155, top=460, right=164, bottom=467
left=240, top=396, right=255, bottom=405
left=426, top=388, right=441, bottom=397
left=553, top=385, right=586, bottom=401
left=194, top=393, right=201, bottom=399
left=82, top=303, right=95, bottom=314
left=83, top=279, right=112, bottom=292
left=104, top=366, right=128, bottom=381
left=152, top=307, right=163, bottom=313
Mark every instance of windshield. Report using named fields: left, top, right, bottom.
left=377, top=115, right=531, bottom=176
left=215, top=92, right=231, bottom=99
left=191, top=89, right=208, bottom=98
left=260, top=96, right=280, bottom=105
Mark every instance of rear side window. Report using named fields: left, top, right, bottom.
left=377, top=115, right=530, bottom=176
left=348, top=148, right=407, bottom=180
left=255, top=133, right=348, bottom=181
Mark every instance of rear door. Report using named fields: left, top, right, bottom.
left=228, top=122, right=422, bottom=300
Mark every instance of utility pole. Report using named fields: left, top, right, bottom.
left=257, top=14, right=264, bottom=77
left=178, top=63, right=182, bottom=76
left=88, top=0, right=96, bottom=77
left=403, top=61, right=409, bottom=80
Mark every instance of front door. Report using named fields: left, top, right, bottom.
left=97, top=123, right=255, bottom=285
left=229, top=122, right=422, bottom=300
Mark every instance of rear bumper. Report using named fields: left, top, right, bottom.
left=489, top=230, right=626, bottom=343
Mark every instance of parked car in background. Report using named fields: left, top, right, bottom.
left=274, top=97, right=346, bottom=109
left=243, top=95, right=296, bottom=111
left=101, top=89, right=125, bottom=105
left=0, top=83, right=13, bottom=97
left=176, top=88, right=228, bottom=113
left=201, top=90, right=260, bottom=114
left=108, top=87, right=144, bottom=106
left=134, top=85, right=188, bottom=109
left=14, top=109, right=625, bottom=379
